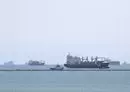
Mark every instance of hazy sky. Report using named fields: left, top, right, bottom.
left=0, top=0, right=130, bottom=64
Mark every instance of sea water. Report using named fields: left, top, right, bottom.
left=0, top=71, right=130, bottom=92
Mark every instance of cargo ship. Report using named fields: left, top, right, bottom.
left=27, top=60, right=45, bottom=65
left=64, top=54, right=109, bottom=68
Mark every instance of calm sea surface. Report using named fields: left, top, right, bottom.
left=0, top=71, right=130, bottom=92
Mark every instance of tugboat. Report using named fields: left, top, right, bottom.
left=50, top=65, right=64, bottom=71
left=64, top=54, right=109, bottom=68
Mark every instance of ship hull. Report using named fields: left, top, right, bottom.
left=50, top=67, right=64, bottom=71
left=28, top=64, right=45, bottom=66
left=64, top=63, right=109, bottom=68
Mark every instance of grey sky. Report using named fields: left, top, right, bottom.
left=0, top=0, right=130, bottom=64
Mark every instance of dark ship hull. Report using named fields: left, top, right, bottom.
left=28, top=63, right=45, bottom=66
left=50, top=67, right=64, bottom=70
left=64, top=63, right=109, bottom=68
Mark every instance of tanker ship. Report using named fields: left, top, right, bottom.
left=64, top=54, right=109, bottom=68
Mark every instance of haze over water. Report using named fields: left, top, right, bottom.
left=0, top=0, right=130, bottom=64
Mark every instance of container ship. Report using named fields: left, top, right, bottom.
left=64, top=54, right=109, bottom=68
left=27, top=60, right=45, bottom=65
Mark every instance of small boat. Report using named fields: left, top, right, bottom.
left=50, top=65, right=64, bottom=71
